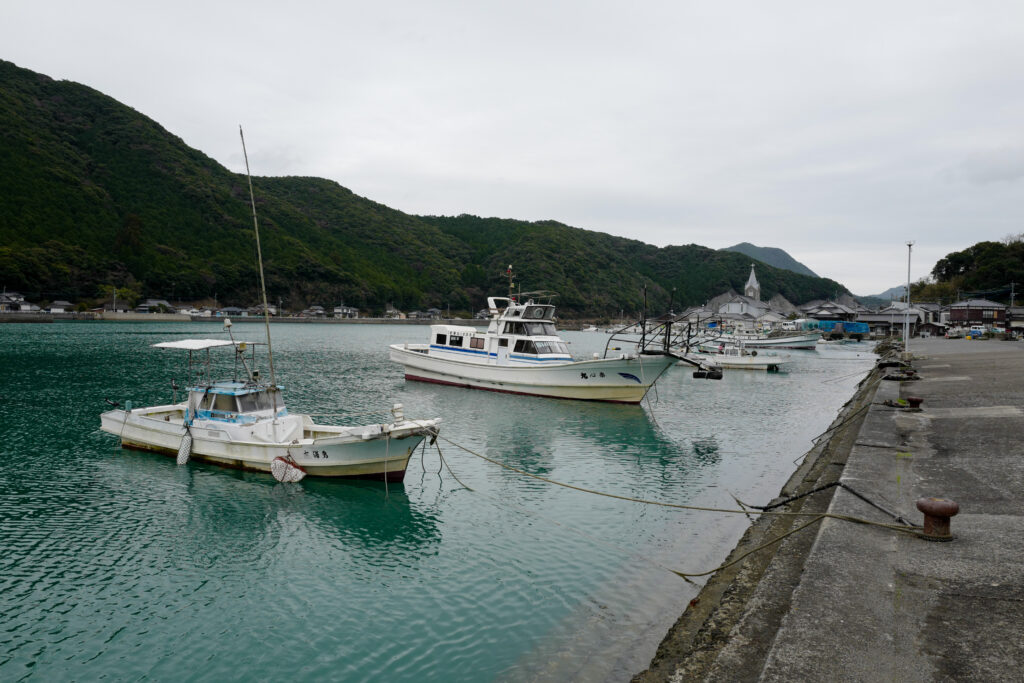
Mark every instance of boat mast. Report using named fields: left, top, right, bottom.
left=239, top=126, right=276, bottom=388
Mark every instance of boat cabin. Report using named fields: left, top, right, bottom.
left=426, top=296, right=571, bottom=365
left=187, top=381, right=287, bottom=425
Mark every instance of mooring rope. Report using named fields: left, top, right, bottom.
left=428, top=431, right=928, bottom=581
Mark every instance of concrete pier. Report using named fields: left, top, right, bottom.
left=636, top=337, right=1024, bottom=682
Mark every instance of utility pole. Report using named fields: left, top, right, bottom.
left=904, top=241, right=914, bottom=357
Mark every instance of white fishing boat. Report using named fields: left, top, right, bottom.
left=700, top=330, right=820, bottom=350
left=100, top=333, right=440, bottom=481
left=100, top=127, right=440, bottom=482
left=683, top=344, right=791, bottom=372
left=389, top=293, right=683, bottom=403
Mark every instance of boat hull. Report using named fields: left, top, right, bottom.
left=389, top=345, right=677, bottom=403
left=100, top=406, right=438, bottom=482
left=705, top=332, right=820, bottom=350
left=683, top=352, right=790, bottom=371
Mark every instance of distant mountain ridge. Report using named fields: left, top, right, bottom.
left=720, top=243, right=819, bottom=278
left=0, top=59, right=849, bottom=315
left=867, top=285, right=907, bottom=300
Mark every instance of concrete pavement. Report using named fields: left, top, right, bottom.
left=636, top=337, right=1024, bottom=682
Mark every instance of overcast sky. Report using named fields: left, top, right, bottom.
left=4, top=1, right=1023, bottom=295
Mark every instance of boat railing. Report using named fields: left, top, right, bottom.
left=603, top=313, right=720, bottom=363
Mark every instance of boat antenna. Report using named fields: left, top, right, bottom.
left=507, top=264, right=514, bottom=301
left=239, top=126, right=276, bottom=388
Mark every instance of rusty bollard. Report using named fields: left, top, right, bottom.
left=916, top=497, right=959, bottom=541
left=905, top=396, right=924, bottom=411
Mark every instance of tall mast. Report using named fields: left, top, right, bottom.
left=239, top=126, right=276, bottom=387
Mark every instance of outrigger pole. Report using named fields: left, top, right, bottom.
left=239, top=126, right=276, bottom=388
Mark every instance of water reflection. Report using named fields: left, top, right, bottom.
left=89, top=448, right=442, bottom=560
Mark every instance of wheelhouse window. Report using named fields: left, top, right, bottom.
left=238, top=391, right=272, bottom=413
left=525, top=322, right=556, bottom=336
left=435, top=334, right=447, bottom=345
left=212, top=393, right=237, bottom=413
left=535, top=341, right=569, bottom=354
left=448, top=336, right=464, bottom=347
left=513, top=340, right=538, bottom=354
left=523, top=305, right=552, bottom=320
left=470, top=337, right=485, bottom=349
left=498, top=338, right=508, bottom=347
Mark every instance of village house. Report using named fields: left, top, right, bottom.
left=855, top=302, right=926, bottom=338
left=135, top=299, right=176, bottom=314
left=948, top=298, right=1007, bottom=329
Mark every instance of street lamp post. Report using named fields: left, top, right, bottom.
left=904, top=241, right=914, bottom=357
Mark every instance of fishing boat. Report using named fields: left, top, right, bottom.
left=698, top=330, right=820, bottom=350
left=100, top=332, right=440, bottom=481
left=684, top=344, right=791, bottom=372
left=100, top=127, right=440, bottom=482
left=389, top=292, right=684, bottom=403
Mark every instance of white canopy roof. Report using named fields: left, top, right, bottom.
left=152, top=339, right=242, bottom=350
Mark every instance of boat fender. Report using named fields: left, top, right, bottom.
left=708, top=370, right=723, bottom=380
left=693, top=370, right=708, bottom=379
left=177, top=426, right=192, bottom=465
left=751, top=350, right=758, bottom=356
left=271, top=453, right=307, bottom=483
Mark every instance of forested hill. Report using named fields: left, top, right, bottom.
left=913, top=238, right=1024, bottom=304
left=0, top=59, right=847, bottom=316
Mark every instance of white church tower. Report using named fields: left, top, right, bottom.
left=744, top=263, right=761, bottom=301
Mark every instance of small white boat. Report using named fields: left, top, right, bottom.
left=101, top=335, right=440, bottom=481
left=580, top=325, right=599, bottom=332
left=683, top=344, right=791, bottom=371
left=389, top=293, right=681, bottom=403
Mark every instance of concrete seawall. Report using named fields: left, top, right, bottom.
left=636, top=337, right=1024, bottom=681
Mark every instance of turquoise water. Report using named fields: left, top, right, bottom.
left=0, top=322, right=873, bottom=681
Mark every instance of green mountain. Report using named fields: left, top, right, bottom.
left=0, top=59, right=847, bottom=316
left=721, top=243, right=819, bottom=278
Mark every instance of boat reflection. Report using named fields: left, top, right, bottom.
left=398, top=381, right=724, bottom=497
left=93, top=450, right=442, bottom=559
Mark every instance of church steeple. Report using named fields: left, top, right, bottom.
left=744, top=263, right=761, bottom=301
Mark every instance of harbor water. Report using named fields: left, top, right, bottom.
left=0, top=322, right=874, bottom=681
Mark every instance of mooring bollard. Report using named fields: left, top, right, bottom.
left=916, top=497, right=959, bottom=541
